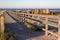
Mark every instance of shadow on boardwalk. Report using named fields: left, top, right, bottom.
left=5, top=23, right=44, bottom=40
left=5, top=13, right=45, bottom=40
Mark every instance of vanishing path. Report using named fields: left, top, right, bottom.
left=4, top=13, right=56, bottom=40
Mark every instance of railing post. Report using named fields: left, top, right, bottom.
left=0, top=11, right=5, bottom=40
left=58, top=18, right=60, bottom=40
left=23, top=14, right=25, bottom=23
left=24, top=14, right=26, bottom=23
left=0, top=15, right=1, bottom=40
left=31, top=14, right=34, bottom=24
left=37, top=16, right=40, bottom=26
left=45, top=17, right=48, bottom=36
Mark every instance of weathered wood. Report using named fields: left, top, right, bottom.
left=58, top=18, right=60, bottom=40
left=0, top=11, right=5, bottom=40
left=42, top=28, right=58, bottom=37
left=1, top=15, right=4, bottom=34
left=11, top=12, right=60, bottom=40
left=37, top=16, right=40, bottom=26
left=45, top=17, right=48, bottom=36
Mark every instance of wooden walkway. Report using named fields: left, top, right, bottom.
left=9, top=10, right=60, bottom=40
left=4, top=11, right=57, bottom=40
left=0, top=10, right=59, bottom=40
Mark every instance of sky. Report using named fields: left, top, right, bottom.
left=0, top=0, right=60, bottom=8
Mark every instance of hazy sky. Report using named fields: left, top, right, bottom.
left=0, top=0, right=60, bottom=8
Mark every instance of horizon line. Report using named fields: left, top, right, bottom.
left=0, top=8, right=60, bottom=9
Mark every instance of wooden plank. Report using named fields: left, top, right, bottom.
left=45, top=17, right=48, bottom=36
left=41, top=20, right=58, bottom=28
left=42, top=28, right=58, bottom=37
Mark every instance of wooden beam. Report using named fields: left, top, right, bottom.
left=0, top=12, right=5, bottom=40
left=42, top=28, right=58, bottom=37
left=45, top=17, right=48, bottom=36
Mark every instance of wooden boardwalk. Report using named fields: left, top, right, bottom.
left=5, top=11, right=57, bottom=40
left=0, top=10, right=60, bottom=40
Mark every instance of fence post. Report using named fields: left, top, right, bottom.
left=37, top=16, right=40, bottom=26
left=58, top=18, right=60, bottom=40
left=0, top=14, right=1, bottom=40
left=31, top=14, right=34, bottom=24
left=0, top=11, right=5, bottom=40
left=23, top=14, right=25, bottom=22
left=45, top=17, right=48, bottom=36
left=24, top=14, right=26, bottom=23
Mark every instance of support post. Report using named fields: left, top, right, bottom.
left=45, top=17, right=48, bottom=36
left=0, top=12, right=5, bottom=40
left=37, top=16, right=40, bottom=26
left=58, top=18, right=60, bottom=40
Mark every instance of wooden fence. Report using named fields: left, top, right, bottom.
left=15, top=13, right=60, bottom=40
left=8, top=10, right=60, bottom=40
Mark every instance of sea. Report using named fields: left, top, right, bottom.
left=0, top=8, right=60, bottom=12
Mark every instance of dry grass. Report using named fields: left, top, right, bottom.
left=24, top=22, right=42, bottom=31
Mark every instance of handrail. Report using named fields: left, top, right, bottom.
left=9, top=11, right=60, bottom=40
left=17, top=13, right=60, bottom=40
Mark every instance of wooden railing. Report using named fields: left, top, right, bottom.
left=0, top=11, right=5, bottom=40
left=8, top=11, right=60, bottom=40
left=14, top=13, right=60, bottom=40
